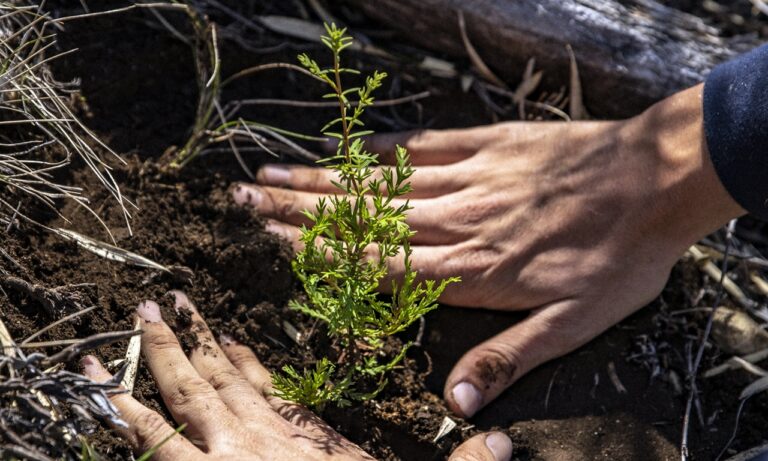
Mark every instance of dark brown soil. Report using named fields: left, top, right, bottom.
left=2, top=1, right=767, bottom=460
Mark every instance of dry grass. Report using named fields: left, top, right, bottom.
left=0, top=1, right=133, bottom=241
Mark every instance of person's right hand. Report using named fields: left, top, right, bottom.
left=233, top=83, right=745, bottom=418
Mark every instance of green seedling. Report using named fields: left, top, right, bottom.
left=272, top=24, right=458, bottom=410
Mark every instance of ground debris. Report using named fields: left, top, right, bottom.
left=0, top=346, right=128, bottom=460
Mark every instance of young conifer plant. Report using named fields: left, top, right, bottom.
left=271, top=24, right=458, bottom=410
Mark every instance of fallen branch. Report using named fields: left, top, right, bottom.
left=346, top=0, right=757, bottom=117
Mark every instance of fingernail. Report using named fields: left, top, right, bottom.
left=137, top=300, right=162, bottom=323
left=81, top=355, right=101, bottom=377
left=232, top=184, right=261, bottom=206
left=259, top=165, right=291, bottom=185
left=486, top=432, right=513, bottom=461
left=452, top=382, right=482, bottom=417
left=219, top=334, right=236, bottom=346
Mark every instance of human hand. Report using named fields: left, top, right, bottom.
left=82, top=291, right=512, bottom=461
left=232, top=84, right=744, bottom=418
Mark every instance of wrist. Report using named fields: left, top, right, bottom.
left=621, top=84, right=745, bottom=252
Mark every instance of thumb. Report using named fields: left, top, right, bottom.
left=448, top=432, right=513, bottom=461
left=444, top=301, right=588, bottom=418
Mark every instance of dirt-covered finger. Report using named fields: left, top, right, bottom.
left=232, top=184, right=327, bottom=227
left=447, top=432, right=513, bottom=461
left=81, top=356, right=203, bottom=461
left=218, top=336, right=350, bottom=442
left=219, top=337, right=273, bottom=394
left=136, top=300, right=237, bottom=446
left=443, top=301, right=590, bottom=418
left=171, top=291, right=272, bottom=420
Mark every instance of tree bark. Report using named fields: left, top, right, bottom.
left=347, top=0, right=758, bottom=117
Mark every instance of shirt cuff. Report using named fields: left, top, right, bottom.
left=703, top=44, right=768, bottom=220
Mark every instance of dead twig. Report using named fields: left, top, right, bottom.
left=21, top=305, right=98, bottom=345
left=42, top=330, right=142, bottom=367
left=457, top=11, right=505, bottom=87
left=231, top=91, right=431, bottom=109
left=0, top=275, right=90, bottom=316
left=566, top=44, right=587, bottom=120
left=704, top=347, right=768, bottom=378
left=687, top=245, right=753, bottom=309
left=681, top=219, right=738, bottom=460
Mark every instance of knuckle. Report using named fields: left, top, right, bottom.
left=454, top=197, right=503, bottom=227
left=132, top=410, right=169, bottom=450
left=444, top=242, right=493, bottom=278
left=226, top=348, right=257, bottom=369
left=473, top=345, right=522, bottom=389
left=143, top=330, right=180, bottom=353
left=206, top=367, right=244, bottom=392
left=273, top=190, right=298, bottom=218
left=166, top=376, right=216, bottom=409
left=305, top=169, right=327, bottom=191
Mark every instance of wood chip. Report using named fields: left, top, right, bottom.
left=0, top=315, right=16, bottom=358
left=433, top=416, right=457, bottom=442
left=712, top=306, right=768, bottom=355
left=281, top=320, right=303, bottom=344
left=122, top=317, right=142, bottom=393
left=420, top=56, right=458, bottom=78
left=607, top=361, right=627, bottom=394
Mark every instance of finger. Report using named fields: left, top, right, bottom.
left=219, top=337, right=327, bottom=431
left=236, top=185, right=466, bottom=245
left=444, top=301, right=588, bottom=418
left=263, top=220, right=306, bottom=253
left=171, top=291, right=274, bottom=422
left=255, top=163, right=467, bottom=198
left=448, top=432, right=513, bottom=461
left=137, top=300, right=237, bottom=446
left=218, top=335, right=273, bottom=394
left=81, top=355, right=202, bottom=461
left=233, top=183, right=332, bottom=227
left=363, top=126, right=502, bottom=165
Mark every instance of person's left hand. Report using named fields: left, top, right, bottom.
left=83, top=291, right=513, bottom=461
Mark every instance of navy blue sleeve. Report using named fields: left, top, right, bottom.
left=704, top=44, right=768, bottom=220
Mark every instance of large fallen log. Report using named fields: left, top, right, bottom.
left=347, top=0, right=760, bottom=117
